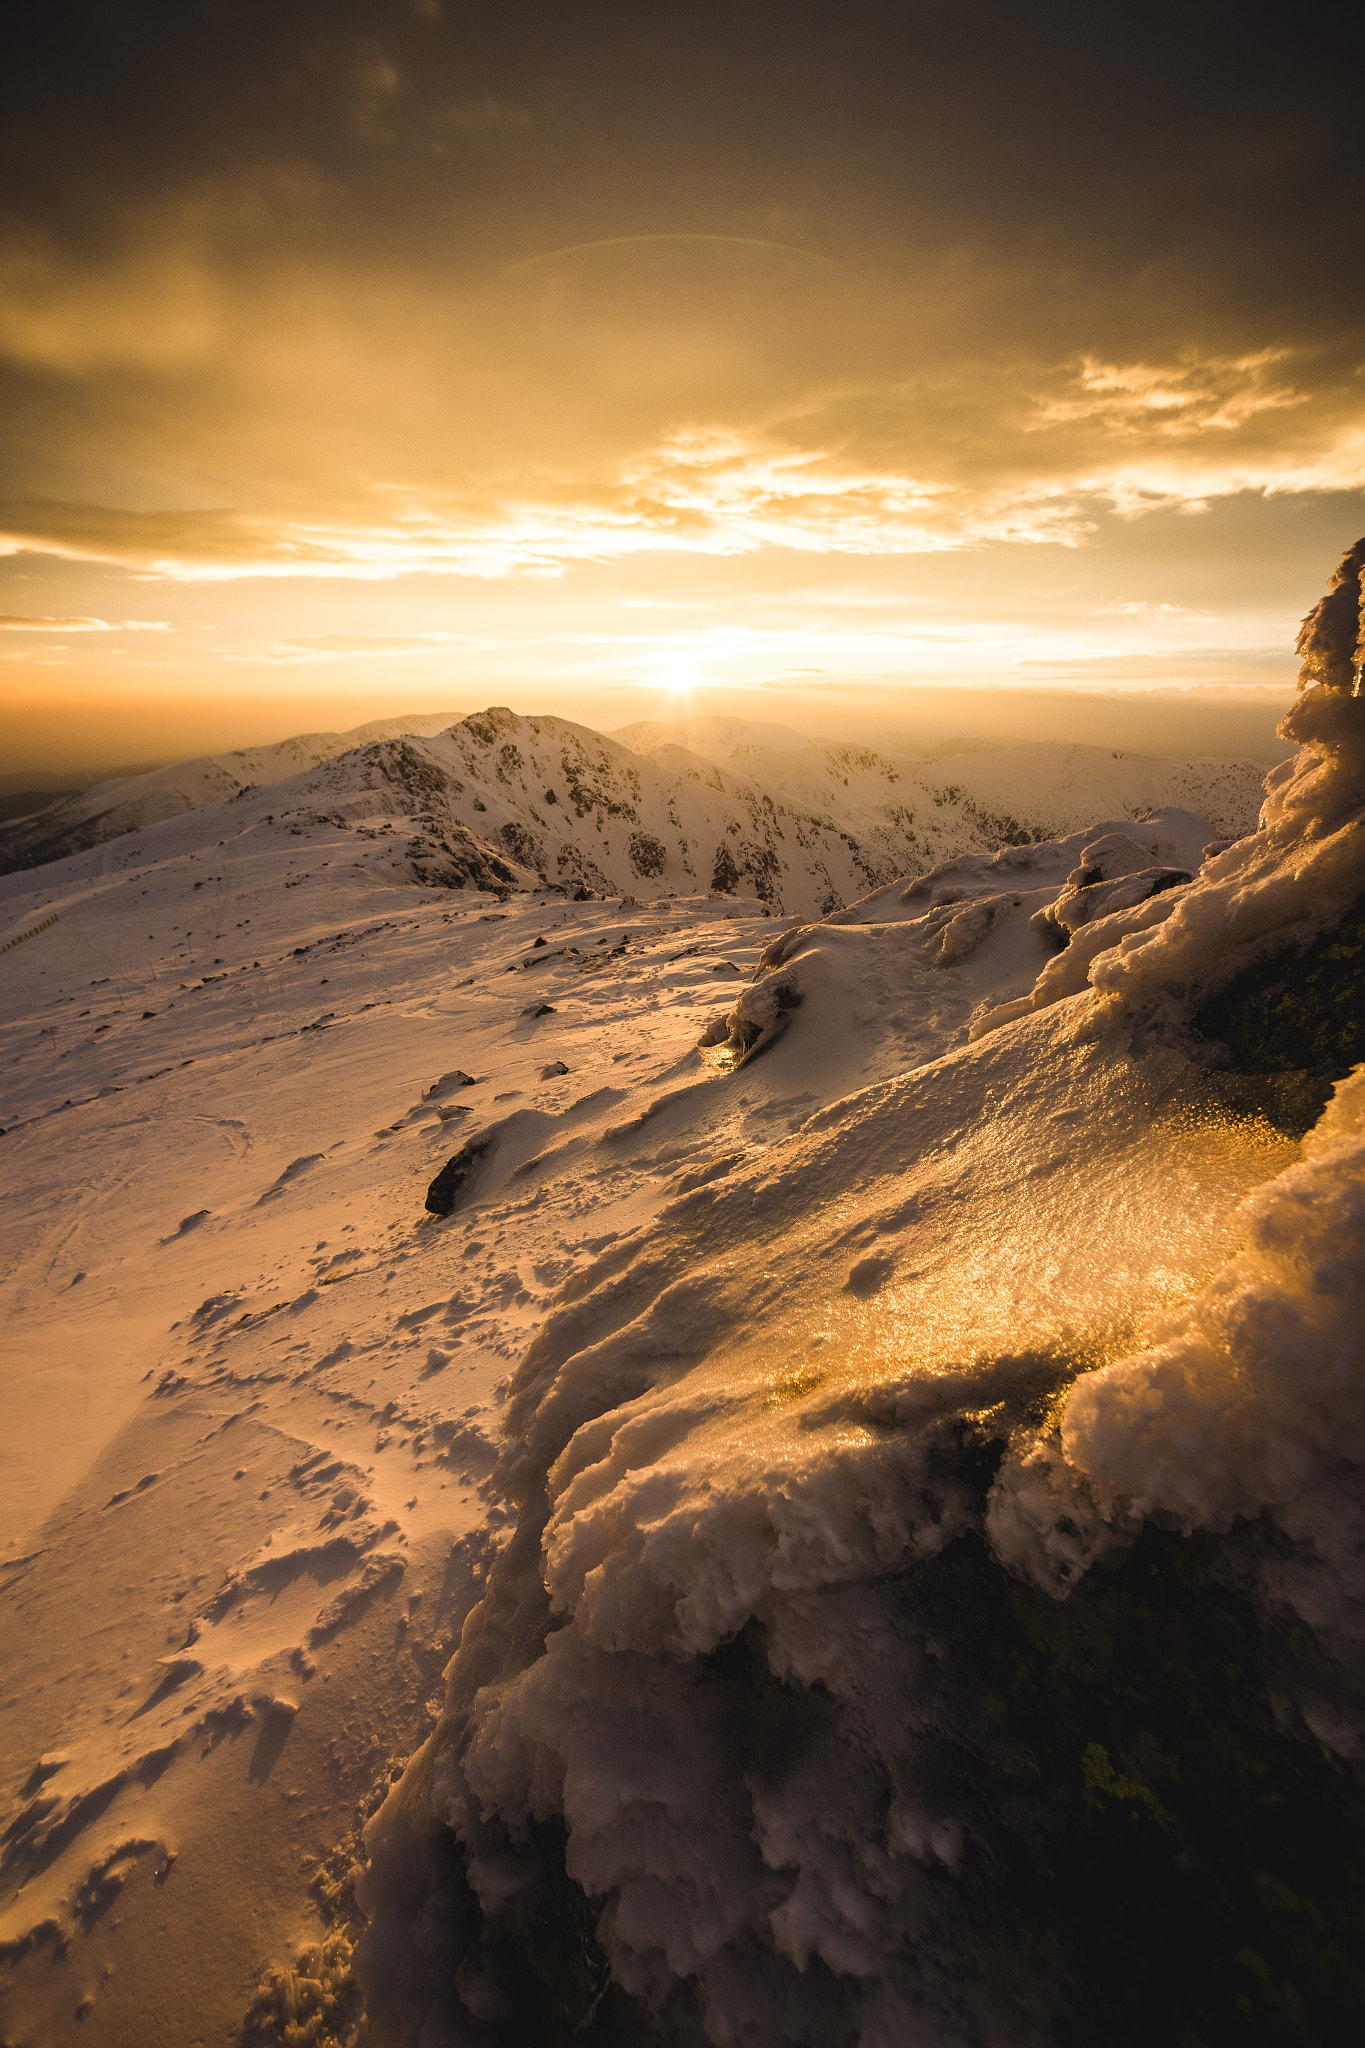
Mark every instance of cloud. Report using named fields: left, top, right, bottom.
left=0, top=437, right=1083, bottom=581
left=0, top=0, right=1358, bottom=748
left=618, top=430, right=1070, bottom=553
left=0, top=231, right=225, bottom=373
left=1031, top=350, right=1309, bottom=436
left=443, top=95, right=531, bottom=136
left=283, top=631, right=499, bottom=650
left=1, top=341, right=1361, bottom=589
left=0, top=500, right=278, bottom=568
left=0, top=613, right=171, bottom=630
left=1092, top=601, right=1211, bottom=620
left=216, top=631, right=502, bottom=662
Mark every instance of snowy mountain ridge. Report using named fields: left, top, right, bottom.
left=3, top=705, right=1273, bottom=922
left=0, top=710, right=464, bottom=874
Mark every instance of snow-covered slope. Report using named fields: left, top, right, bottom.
left=0, top=637, right=1358, bottom=2047
left=355, top=679, right=1364, bottom=2048
left=0, top=808, right=812, bottom=2042
left=0, top=711, right=464, bottom=875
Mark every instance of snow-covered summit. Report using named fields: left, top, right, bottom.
left=3, top=703, right=1271, bottom=923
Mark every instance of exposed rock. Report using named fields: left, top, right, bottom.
left=425, top=1140, right=493, bottom=1217
left=423, top=1070, right=476, bottom=1101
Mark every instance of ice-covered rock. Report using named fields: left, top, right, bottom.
left=972, top=674, right=1365, bottom=1044
left=989, top=546, right=1365, bottom=1608
left=1028, top=828, right=1192, bottom=945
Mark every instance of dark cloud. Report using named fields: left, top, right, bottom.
left=1, top=2, right=1362, bottom=768
left=4, top=2, right=1360, bottom=313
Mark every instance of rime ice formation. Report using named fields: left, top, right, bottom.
left=990, top=560, right=1365, bottom=1611
left=357, top=562, right=1365, bottom=2047
left=1294, top=532, right=1365, bottom=695
left=989, top=1065, right=1365, bottom=1612
left=970, top=682, right=1365, bottom=1042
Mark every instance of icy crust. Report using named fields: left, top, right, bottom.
left=973, top=686, right=1365, bottom=1039
left=989, top=1063, right=1365, bottom=1627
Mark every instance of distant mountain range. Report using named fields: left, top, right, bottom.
left=0, top=707, right=1273, bottom=917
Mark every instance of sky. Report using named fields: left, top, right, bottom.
left=2, top=0, right=1363, bottom=773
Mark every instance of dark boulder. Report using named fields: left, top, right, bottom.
left=425, top=1139, right=491, bottom=1217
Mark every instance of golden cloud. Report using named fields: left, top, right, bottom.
left=0, top=613, right=171, bottom=631
left=217, top=631, right=503, bottom=662
left=1031, top=350, right=1310, bottom=436
left=1, top=350, right=1361, bottom=587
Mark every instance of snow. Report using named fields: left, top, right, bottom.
left=388, top=987, right=1296, bottom=1998
left=4, top=707, right=1271, bottom=924
left=362, top=692, right=1362, bottom=2043
left=0, top=711, right=465, bottom=872
left=989, top=684, right=1365, bottom=1624
left=0, top=683, right=1357, bottom=2046
left=990, top=1064, right=1365, bottom=1624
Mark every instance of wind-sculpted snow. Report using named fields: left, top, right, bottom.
left=360, top=619, right=1364, bottom=2042
left=972, top=683, right=1365, bottom=1042
left=700, top=806, right=1212, bottom=1078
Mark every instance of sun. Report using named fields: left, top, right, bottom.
left=648, top=652, right=706, bottom=700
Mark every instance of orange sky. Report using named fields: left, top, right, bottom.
left=3, top=2, right=1362, bottom=771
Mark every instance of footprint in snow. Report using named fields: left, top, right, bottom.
left=844, top=1253, right=895, bottom=1298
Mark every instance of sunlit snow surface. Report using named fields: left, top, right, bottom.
left=0, top=697, right=1359, bottom=2046
left=358, top=689, right=1364, bottom=2047
left=0, top=803, right=805, bottom=2038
